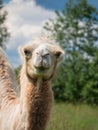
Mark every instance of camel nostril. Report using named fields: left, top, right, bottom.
left=42, top=53, right=50, bottom=58
left=36, top=52, right=39, bottom=55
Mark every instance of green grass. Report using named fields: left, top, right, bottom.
left=47, top=103, right=98, bottom=130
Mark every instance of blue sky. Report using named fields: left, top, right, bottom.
left=4, top=0, right=98, bottom=10
left=4, top=0, right=66, bottom=10
left=3, top=0, right=98, bottom=67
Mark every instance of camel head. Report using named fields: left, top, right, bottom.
left=19, top=37, right=65, bottom=80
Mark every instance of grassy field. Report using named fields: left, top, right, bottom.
left=47, top=103, right=98, bottom=130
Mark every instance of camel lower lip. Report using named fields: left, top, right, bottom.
left=35, top=66, right=49, bottom=70
left=36, top=67, right=49, bottom=73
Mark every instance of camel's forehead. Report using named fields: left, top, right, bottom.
left=25, top=41, right=56, bottom=51
left=35, top=44, right=48, bottom=50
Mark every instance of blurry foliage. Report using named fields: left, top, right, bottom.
left=44, top=0, right=98, bottom=105
left=15, top=65, right=21, bottom=78
left=0, top=0, right=10, bottom=49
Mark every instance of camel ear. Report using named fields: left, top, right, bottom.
left=55, top=49, right=65, bottom=62
left=18, top=46, right=24, bottom=58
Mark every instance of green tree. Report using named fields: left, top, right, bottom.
left=44, top=0, right=98, bottom=104
left=0, top=0, right=9, bottom=49
left=15, top=65, right=21, bottom=78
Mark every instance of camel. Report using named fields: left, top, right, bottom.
left=0, top=37, right=65, bottom=130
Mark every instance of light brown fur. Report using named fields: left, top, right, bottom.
left=0, top=37, right=64, bottom=130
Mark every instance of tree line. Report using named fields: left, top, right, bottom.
left=44, top=0, right=98, bottom=105
left=1, top=0, right=98, bottom=105
left=0, top=0, right=9, bottom=49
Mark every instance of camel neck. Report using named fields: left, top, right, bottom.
left=20, top=70, right=53, bottom=130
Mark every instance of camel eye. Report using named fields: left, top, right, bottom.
left=24, top=49, right=31, bottom=57
left=55, top=51, right=61, bottom=59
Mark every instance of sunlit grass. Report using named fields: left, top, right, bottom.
left=47, top=103, right=98, bottom=130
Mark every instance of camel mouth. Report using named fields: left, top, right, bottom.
left=34, top=66, right=50, bottom=74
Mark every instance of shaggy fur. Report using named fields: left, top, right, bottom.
left=0, top=37, right=64, bottom=130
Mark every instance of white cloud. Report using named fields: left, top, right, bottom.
left=4, top=0, right=55, bottom=67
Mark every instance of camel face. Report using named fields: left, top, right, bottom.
left=27, top=44, right=53, bottom=78
left=33, top=45, right=52, bottom=70
left=19, top=39, right=65, bottom=79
